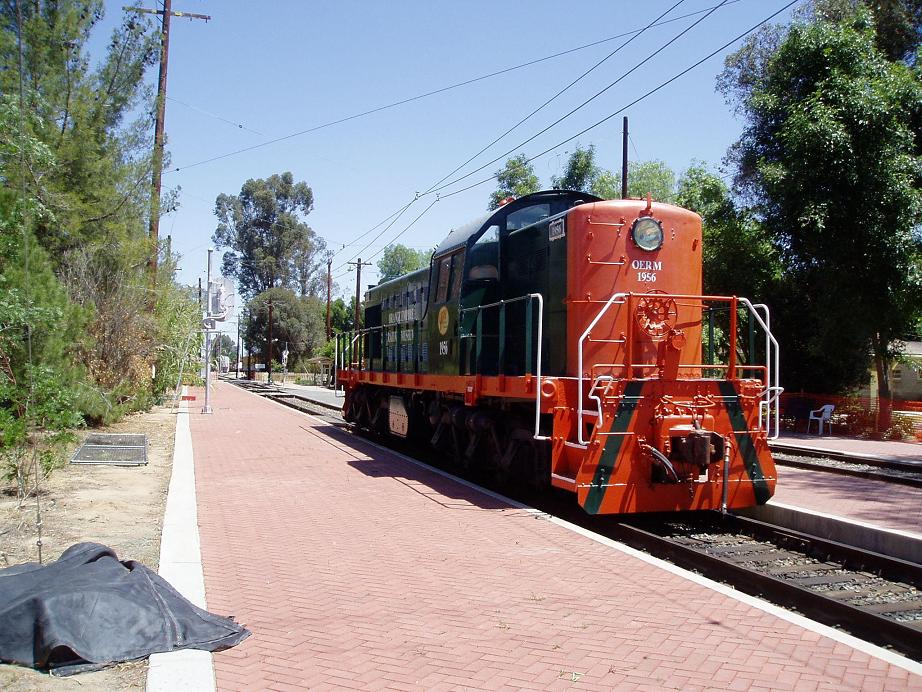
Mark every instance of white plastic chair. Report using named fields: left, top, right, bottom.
left=807, top=404, right=835, bottom=435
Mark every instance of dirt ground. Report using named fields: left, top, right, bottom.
left=0, top=403, right=178, bottom=691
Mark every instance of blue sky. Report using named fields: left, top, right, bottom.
left=96, top=0, right=799, bottom=331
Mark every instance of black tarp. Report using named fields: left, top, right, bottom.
left=0, top=542, right=249, bottom=676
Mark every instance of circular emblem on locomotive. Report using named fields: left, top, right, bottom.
left=437, top=305, right=450, bottom=336
left=635, top=291, right=678, bottom=341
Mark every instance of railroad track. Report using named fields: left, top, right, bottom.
left=771, top=443, right=922, bottom=488
left=604, top=513, right=922, bottom=662
left=234, top=381, right=922, bottom=661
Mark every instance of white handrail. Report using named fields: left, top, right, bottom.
left=577, top=293, right=628, bottom=445
left=460, top=293, right=545, bottom=440
left=740, top=300, right=783, bottom=439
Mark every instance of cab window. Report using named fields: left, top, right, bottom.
left=506, top=203, right=550, bottom=232
left=467, top=225, right=499, bottom=281
left=435, top=256, right=452, bottom=303
left=434, top=250, right=466, bottom=304
left=450, top=251, right=465, bottom=298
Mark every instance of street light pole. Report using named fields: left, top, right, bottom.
left=202, top=248, right=213, bottom=413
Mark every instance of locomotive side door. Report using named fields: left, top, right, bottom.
left=500, top=203, right=552, bottom=376
left=459, top=224, right=501, bottom=375
left=426, top=248, right=465, bottom=375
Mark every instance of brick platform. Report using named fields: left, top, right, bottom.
left=770, top=465, right=922, bottom=536
left=774, top=434, right=922, bottom=464
left=190, top=382, right=921, bottom=690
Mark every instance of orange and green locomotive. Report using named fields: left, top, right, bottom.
left=336, top=190, right=781, bottom=514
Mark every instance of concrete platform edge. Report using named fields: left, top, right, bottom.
left=740, top=501, right=922, bottom=563
left=146, top=391, right=215, bottom=692
left=244, top=386, right=922, bottom=678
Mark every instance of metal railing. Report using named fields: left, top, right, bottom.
left=459, top=293, right=545, bottom=439
left=576, top=293, right=782, bottom=445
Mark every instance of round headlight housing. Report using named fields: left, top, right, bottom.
left=631, top=217, right=664, bottom=252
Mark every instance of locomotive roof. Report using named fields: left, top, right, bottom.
left=433, top=189, right=601, bottom=256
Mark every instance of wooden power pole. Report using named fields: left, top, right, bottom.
left=348, top=259, right=372, bottom=331
left=125, top=3, right=210, bottom=277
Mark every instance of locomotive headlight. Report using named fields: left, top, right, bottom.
left=631, top=217, right=664, bottom=252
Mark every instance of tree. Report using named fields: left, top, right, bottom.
left=245, top=288, right=325, bottom=366
left=213, top=172, right=326, bottom=300
left=377, top=244, right=430, bottom=282
left=807, top=0, right=922, bottom=62
left=488, top=154, right=540, bottom=210
left=0, top=2, right=159, bottom=258
left=212, top=333, right=236, bottom=360
left=675, top=163, right=779, bottom=299
left=551, top=145, right=601, bottom=193
left=721, top=7, right=922, bottom=425
left=329, top=297, right=353, bottom=333
left=0, top=2, right=199, bottom=450
left=590, top=160, right=677, bottom=202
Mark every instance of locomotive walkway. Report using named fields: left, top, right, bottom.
left=157, top=380, right=922, bottom=690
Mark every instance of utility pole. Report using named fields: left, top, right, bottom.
left=621, top=116, right=629, bottom=200
left=203, top=248, right=214, bottom=414
left=125, top=3, right=210, bottom=277
left=325, top=254, right=333, bottom=339
left=235, top=316, right=241, bottom=380
left=348, top=258, right=372, bottom=331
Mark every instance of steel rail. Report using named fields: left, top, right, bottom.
left=608, top=517, right=922, bottom=662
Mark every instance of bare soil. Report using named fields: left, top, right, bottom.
left=0, top=404, right=177, bottom=691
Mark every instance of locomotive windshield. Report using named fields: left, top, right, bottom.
left=506, top=203, right=550, bottom=231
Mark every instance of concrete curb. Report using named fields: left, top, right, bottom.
left=146, top=392, right=215, bottom=692
left=741, top=501, right=922, bottom=564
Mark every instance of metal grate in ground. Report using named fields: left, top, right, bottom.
left=71, top=433, right=148, bottom=465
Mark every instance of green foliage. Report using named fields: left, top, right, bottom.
left=151, top=279, right=201, bottom=404
left=489, top=154, right=540, bottom=210
left=590, top=160, right=677, bottom=202
left=721, top=7, right=922, bottom=395
left=213, top=172, right=326, bottom=300
left=329, top=297, right=353, bottom=333
left=377, top=244, right=430, bottom=282
left=675, top=163, right=779, bottom=298
left=245, top=288, right=326, bottom=367
left=211, top=333, right=237, bottom=360
left=806, top=0, right=922, bottom=62
left=551, top=144, right=601, bottom=193
left=887, top=412, right=916, bottom=440
left=0, top=2, right=159, bottom=258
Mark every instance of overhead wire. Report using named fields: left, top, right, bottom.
left=167, top=96, right=264, bottom=135
left=167, top=0, right=747, bottom=175
left=427, top=0, right=734, bottom=196
left=331, top=1, right=696, bottom=270
left=437, top=0, right=799, bottom=201
left=421, top=0, right=687, bottom=195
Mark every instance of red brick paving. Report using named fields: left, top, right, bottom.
left=190, top=382, right=922, bottom=691
left=770, top=464, right=922, bottom=535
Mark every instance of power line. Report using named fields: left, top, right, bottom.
left=331, top=2, right=705, bottom=270
left=428, top=0, right=733, bottom=197
left=362, top=198, right=440, bottom=264
left=167, top=96, right=264, bottom=135
left=421, top=0, right=687, bottom=195
left=437, top=0, right=799, bottom=201
left=331, top=198, right=418, bottom=272
left=167, top=1, right=747, bottom=175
